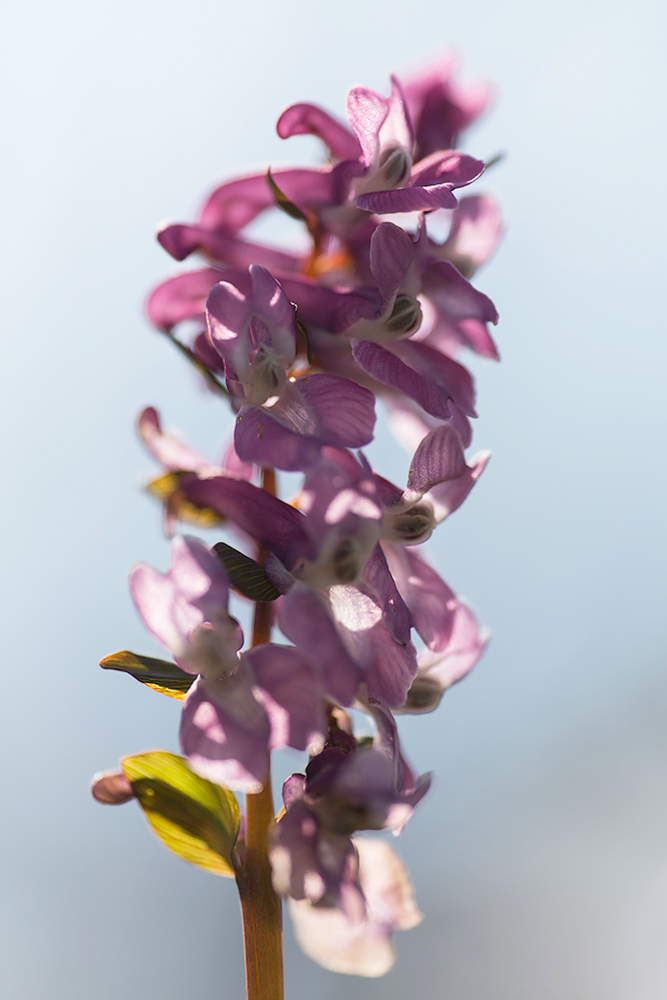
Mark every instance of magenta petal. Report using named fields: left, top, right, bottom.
left=234, top=372, right=376, bottom=473
left=198, top=168, right=337, bottom=234
left=428, top=450, right=490, bottom=521
left=409, top=150, right=485, bottom=188
left=245, top=644, right=325, bottom=751
left=383, top=545, right=458, bottom=651
left=405, top=423, right=467, bottom=498
left=157, top=223, right=201, bottom=261
left=234, top=406, right=320, bottom=471
left=295, top=374, right=376, bottom=448
left=402, top=54, right=491, bottom=157
left=180, top=475, right=311, bottom=568
left=279, top=585, right=362, bottom=706
left=278, top=275, right=379, bottom=333
left=277, top=103, right=361, bottom=161
left=356, top=183, right=459, bottom=215
left=352, top=340, right=452, bottom=421
left=180, top=675, right=270, bottom=792
left=138, top=407, right=209, bottom=473
left=455, top=318, right=500, bottom=359
left=422, top=259, right=499, bottom=325
left=439, top=194, right=503, bottom=276
left=416, top=600, right=488, bottom=689
left=271, top=798, right=362, bottom=911
left=327, top=578, right=417, bottom=708
left=146, top=268, right=221, bottom=332
left=387, top=340, right=477, bottom=418
left=191, top=331, right=227, bottom=374
left=360, top=545, right=412, bottom=646
left=347, top=87, right=389, bottom=166
left=362, top=627, right=418, bottom=708
left=129, top=536, right=234, bottom=664
left=369, top=223, right=418, bottom=313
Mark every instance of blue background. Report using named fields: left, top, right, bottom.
left=2, top=0, right=666, bottom=996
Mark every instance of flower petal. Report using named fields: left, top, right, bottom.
left=352, top=340, right=452, bottom=420
left=180, top=674, right=271, bottom=792
left=357, top=182, right=458, bottom=215
left=181, top=474, right=312, bottom=569
left=346, top=87, right=388, bottom=167
left=146, top=268, right=221, bottom=332
left=279, top=584, right=363, bottom=706
left=138, top=407, right=210, bottom=473
left=287, top=837, right=421, bottom=976
left=277, top=103, right=362, bottom=160
left=245, top=644, right=326, bottom=751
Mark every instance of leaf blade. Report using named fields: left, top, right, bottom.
left=100, top=650, right=195, bottom=699
left=121, top=751, right=240, bottom=877
left=213, top=542, right=281, bottom=602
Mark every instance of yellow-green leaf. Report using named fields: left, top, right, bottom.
left=146, top=472, right=226, bottom=528
left=100, top=650, right=195, bottom=700
left=121, top=752, right=240, bottom=877
left=213, top=542, right=281, bottom=602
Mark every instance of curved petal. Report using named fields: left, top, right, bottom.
left=357, top=183, right=458, bottom=215
left=277, top=103, right=361, bottom=160
left=427, top=449, right=490, bottom=522
left=287, top=837, right=421, bottom=976
left=180, top=675, right=270, bottom=792
left=198, top=168, right=338, bottom=234
left=352, top=340, right=452, bottom=420
left=437, top=193, right=503, bottom=277
left=401, top=53, right=491, bottom=157
left=405, top=423, right=467, bottom=498
left=158, top=222, right=301, bottom=271
left=246, top=644, right=326, bottom=751
left=146, top=268, right=221, bottom=332
left=409, top=150, right=485, bottom=188
left=347, top=87, right=388, bottom=167
left=180, top=474, right=311, bottom=568
left=138, top=407, right=210, bottom=473
left=279, top=585, right=362, bottom=706
left=387, top=340, right=477, bottom=417
left=382, top=545, right=458, bottom=651
left=295, top=374, right=376, bottom=448
left=234, top=405, right=319, bottom=471
left=369, top=223, right=419, bottom=313
left=416, top=601, right=489, bottom=688
left=421, top=259, right=499, bottom=325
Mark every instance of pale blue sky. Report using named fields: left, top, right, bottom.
left=2, top=0, right=666, bottom=996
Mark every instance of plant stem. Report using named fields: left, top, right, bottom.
left=235, top=466, right=283, bottom=1000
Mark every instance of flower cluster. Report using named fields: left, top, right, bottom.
left=93, top=54, right=500, bottom=981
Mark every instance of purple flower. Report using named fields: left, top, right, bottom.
left=270, top=704, right=428, bottom=913
left=346, top=77, right=485, bottom=216
left=205, top=266, right=377, bottom=470
left=130, top=536, right=326, bottom=790
left=287, top=837, right=422, bottom=976
left=433, top=193, right=503, bottom=280
left=376, top=422, right=490, bottom=544
left=400, top=53, right=492, bottom=159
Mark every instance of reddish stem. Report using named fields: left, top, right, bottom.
left=235, top=467, right=283, bottom=1000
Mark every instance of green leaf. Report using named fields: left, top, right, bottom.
left=121, top=751, right=240, bottom=877
left=100, top=650, right=195, bottom=700
left=266, top=168, right=309, bottom=223
left=213, top=542, right=281, bottom=602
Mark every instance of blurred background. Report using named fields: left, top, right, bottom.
left=2, top=0, right=666, bottom=996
